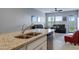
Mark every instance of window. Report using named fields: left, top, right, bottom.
left=69, top=16, right=75, bottom=21
left=38, top=17, right=41, bottom=22
left=31, top=16, right=38, bottom=22
left=47, top=16, right=54, bottom=27
left=78, top=17, right=79, bottom=30
left=48, top=17, right=54, bottom=22
left=55, top=16, right=62, bottom=21
left=48, top=17, right=51, bottom=22
left=68, top=16, right=76, bottom=32
left=31, top=16, right=41, bottom=24
left=47, top=16, right=63, bottom=27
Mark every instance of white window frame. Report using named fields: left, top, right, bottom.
left=55, top=16, right=63, bottom=22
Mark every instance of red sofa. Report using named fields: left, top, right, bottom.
left=64, top=31, right=79, bottom=45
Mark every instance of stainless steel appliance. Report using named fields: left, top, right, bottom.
left=47, top=31, right=53, bottom=50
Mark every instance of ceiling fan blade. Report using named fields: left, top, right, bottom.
left=55, top=8, right=57, bottom=11
left=59, top=10, right=63, bottom=11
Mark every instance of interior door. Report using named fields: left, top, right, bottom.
left=47, top=16, right=54, bottom=27
left=68, top=16, right=76, bottom=33
left=77, top=17, right=79, bottom=30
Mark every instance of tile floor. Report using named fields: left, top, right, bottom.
left=53, top=33, right=79, bottom=50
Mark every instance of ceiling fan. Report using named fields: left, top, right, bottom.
left=55, top=8, right=63, bottom=12
left=50, top=8, right=63, bottom=13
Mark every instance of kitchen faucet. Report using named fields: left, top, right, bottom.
left=22, top=24, right=25, bottom=35
left=21, top=23, right=33, bottom=35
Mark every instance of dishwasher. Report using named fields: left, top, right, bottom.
left=47, top=31, right=53, bottom=50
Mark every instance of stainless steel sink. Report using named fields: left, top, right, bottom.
left=15, top=35, right=32, bottom=39
left=14, top=32, right=41, bottom=39
left=25, top=32, right=41, bottom=36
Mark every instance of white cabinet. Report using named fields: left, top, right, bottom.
left=26, top=36, right=47, bottom=50
left=17, top=35, right=47, bottom=50
left=34, top=41, right=47, bottom=50
left=18, top=45, right=27, bottom=50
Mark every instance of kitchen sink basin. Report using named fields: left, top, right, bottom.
left=15, top=35, right=32, bottom=39
left=14, top=32, right=41, bottom=39
left=25, top=32, right=41, bottom=36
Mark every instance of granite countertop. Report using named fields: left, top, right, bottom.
left=0, top=29, right=54, bottom=50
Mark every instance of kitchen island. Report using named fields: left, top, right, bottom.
left=0, top=29, right=54, bottom=50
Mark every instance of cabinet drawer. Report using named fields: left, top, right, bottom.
left=15, top=45, right=27, bottom=50
left=18, top=45, right=26, bottom=50
left=34, top=41, right=47, bottom=50
left=26, top=36, right=47, bottom=50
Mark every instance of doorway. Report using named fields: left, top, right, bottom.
left=68, top=16, right=76, bottom=33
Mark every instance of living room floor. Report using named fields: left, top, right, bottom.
left=53, top=33, right=79, bottom=50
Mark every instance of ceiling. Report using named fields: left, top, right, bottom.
left=35, top=8, right=79, bottom=13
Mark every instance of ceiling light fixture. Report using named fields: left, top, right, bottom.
left=54, top=8, right=63, bottom=12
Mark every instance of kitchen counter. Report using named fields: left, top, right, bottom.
left=0, top=29, right=54, bottom=50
